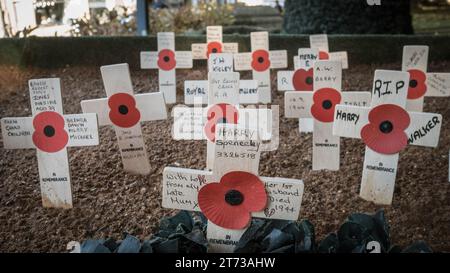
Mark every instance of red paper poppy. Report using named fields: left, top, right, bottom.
left=32, top=111, right=68, bottom=153
left=251, top=49, right=271, bottom=72
left=108, top=93, right=141, bottom=128
left=207, top=41, right=223, bottom=58
left=310, top=88, right=341, bottom=123
left=204, top=103, right=239, bottom=142
left=292, top=68, right=314, bottom=91
left=361, top=104, right=410, bottom=154
left=157, top=49, right=176, bottom=71
left=198, top=171, right=267, bottom=229
left=319, top=51, right=329, bottom=60
left=407, top=69, right=427, bottom=100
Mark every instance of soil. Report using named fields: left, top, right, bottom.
left=0, top=62, right=449, bottom=252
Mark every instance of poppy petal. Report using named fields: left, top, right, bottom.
left=407, top=69, right=427, bottom=99
left=251, top=49, right=271, bottom=72
left=32, top=111, right=69, bottom=153
left=207, top=42, right=223, bottom=58
left=292, top=68, right=314, bottom=91
left=220, top=171, right=267, bottom=212
left=361, top=125, right=408, bottom=154
left=360, top=104, right=410, bottom=154
left=319, top=51, right=329, bottom=60
left=198, top=182, right=251, bottom=229
left=157, top=49, right=176, bottom=71
left=310, top=88, right=341, bottom=123
left=108, top=93, right=141, bottom=128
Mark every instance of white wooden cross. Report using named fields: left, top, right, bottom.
left=173, top=69, right=275, bottom=169
left=140, top=32, right=193, bottom=104
left=402, top=45, right=450, bottom=111
left=333, top=70, right=443, bottom=205
left=1, top=78, right=99, bottom=208
left=310, top=34, right=348, bottom=69
left=163, top=124, right=304, bottom=253
left=184, top=53, right=260, bottom=104
left=284, top=60, right=371, bottom=170
left=81, top=63, right=167, bottom=175
left=191, top=25, right=239, bottom=60
left=233, top=31, right=288, bottom=103
left=278, top=48, right=318, bottom=133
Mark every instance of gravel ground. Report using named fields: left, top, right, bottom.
left=0, top=62, right=449, bottom=252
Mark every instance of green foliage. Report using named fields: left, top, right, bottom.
left=149, top=3, right=235, bottom=34
left=69, top=6, right=136, bottom=36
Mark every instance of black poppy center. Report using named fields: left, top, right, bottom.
left=212, top=48, right=218, bottom=53
left=305, top=76, right=313, bottom=85
left=163, top=56, right=170, bottom=63
left=43, top=125, right=55, bottom=137
left=322, top=100, right=333, bottom=110
left=217, top=117, right=228, bottom=124
left=225, top=189, right=244, bottom=206
left=379, top=120, right=393, bottom=134
left=258, top=57, right=265, bottom=63
left=118, top=105, right=129, bottom=115
left=409, top=79, right=418, bottom=88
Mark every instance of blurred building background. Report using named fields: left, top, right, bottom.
left=0, top=0, right=449, bottom=37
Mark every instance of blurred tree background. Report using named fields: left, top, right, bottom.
left=282, top=0, right=413, bottom=34
left=1, top=0, right=450, bottom=37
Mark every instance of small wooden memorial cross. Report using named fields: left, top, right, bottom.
left=191, top=25, right=239, bottom=60
left=233, top=31, right=288, bottom=103
left=310, top=34, right=348, bottom=69
left=184, top=53, right=260, bottom=104
left=1, top=78, right=99, bottom=208
left=140, top=32, right=193, bottom=104
left=333, top=70, right=443, bottom=205
left=81, top=63, right=167, bottom=175
left=284, top=60, right=371, bottom=170
left=402, top=45, right=450, bottom=111
left=174, top=70, right=275, bottom=169
left=163, top=124, right=304, bottom=253
left=280, top=49, right=369, bottom=133
left=278, top=48, right=319, bottom=133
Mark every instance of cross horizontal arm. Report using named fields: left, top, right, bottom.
left=162, top=166, right=209, bottom=211
left=329, top=51, right=348, bottom=69
left=140, top=51, right=158, bottom=69
left=222, top=43, right=239, bottom=54
left=65, top=113, right=99, bottom=147
left=80, top=98, right=112, bottom=126
left=162, top=167, right=304, bottom=221
left=172, top=106, right=273, bottom=141
left=341, top=91, right=371, bottom=107
left=332, top=104, right=369, bottom=139
left=426, top=73, right=450, bottom=97
left=253, top=176, right=304, bottom=221
left=191, top=43, right=207, bottom=59
left=134, top=92, right=168, bottom=122
left=1, top=117, right=34, bottom=149
left=269, top=50, right=288, bottom=69
left=406, top=111, right=442, bottom=147
left=277, top=70, right=295, bottom=91
left=175, top=51, right=193, bottom=68
left=284, top=91, right=313, bottom=118
left=233, top=53, right=252, bottom=71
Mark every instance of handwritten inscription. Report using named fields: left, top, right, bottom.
left=29, top=79, right=60, bottom=112
left=408, top=116, right=440, bottom=144
left=335, top=109, right=360, bottom=125
left=163, top=170, right=207, bottom=211
left=373, top=80, right=405, bottom=98
left=2, top=119, right=31, bottom=137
